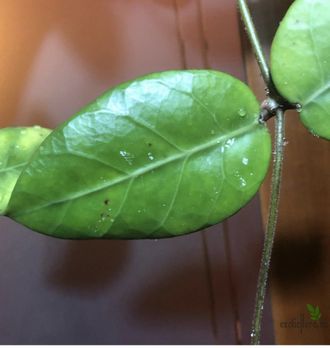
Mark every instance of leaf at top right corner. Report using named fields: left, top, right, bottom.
left=270, top=0, right=330, bottom=140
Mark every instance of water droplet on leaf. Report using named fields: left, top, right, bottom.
left=239, top=177, right=247, bottom=187
left=238, top=108, right=247, bottom=117
left=120, top=150, right=134, bottom=165
left=242, top=157, right=249, bottom=165
left=225, top=138, right=235, bottom=148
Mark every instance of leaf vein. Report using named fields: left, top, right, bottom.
left=125, top=115, right=184, bottom=152
left=104, top=177, right=135, bottom=235
left=65, top=150, right=128, bottom=175
left=303, top=83, right=330, bottom=107
left=206, top=150, right=225, bottom=223
left=157, top=81, right=224, bottom=129
left=0, top=163, right=27, bottom=174
left=308, top=9, right=325, bottom=85
left=48, top=201, right=73, bottom=235
left=150, top=155, right=189, bottom=235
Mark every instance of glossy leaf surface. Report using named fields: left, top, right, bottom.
left=271, top=0, right=330, bottom=139
left=7, top=70, right=271, bottom=239
left=0, top=127, right=51, bottom=214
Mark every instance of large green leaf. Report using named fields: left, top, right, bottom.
left=271, top=0, right=330, bottom=139
left=0, top=127, right=51, bottom=215
left=7, top=70, right=271, bottom=239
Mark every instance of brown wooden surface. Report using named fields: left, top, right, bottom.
left=244, top=0, right=330, bottom=344
left=0, top=0, right=274, bottom=344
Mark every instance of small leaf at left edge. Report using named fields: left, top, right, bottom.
left=0, top=127, right=51, bottom=214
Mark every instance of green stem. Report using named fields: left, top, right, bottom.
left=237, top=0, right=297, bottom=112
left=237, top=0, right=270, bottom=86
left=251, top=109, right=285, bottom=345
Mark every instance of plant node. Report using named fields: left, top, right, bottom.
left=259, top=97, right=300, bottom=123
left=259, top=98, right=279, bottom=123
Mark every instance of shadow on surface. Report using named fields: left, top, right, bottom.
left=271, top=227, right=324, bottom=291
left=48, top=240, right=130, bottom=294
left=131, top=262, right=213, bottom=323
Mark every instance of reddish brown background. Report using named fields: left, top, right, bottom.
left=0, top=0, right=274, bottom=344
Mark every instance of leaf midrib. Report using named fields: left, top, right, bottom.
left=10, top=122, right=260, bottom=217
left=0, top=163, right=27, bottom=174
left=303, top=82, right=330, bottom=108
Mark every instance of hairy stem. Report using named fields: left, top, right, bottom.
left=237, top=0, right=287, bottom=344
left=251, top=109, right=285, bottom=344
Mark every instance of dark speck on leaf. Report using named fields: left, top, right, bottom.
left=104, top=199, right=110, bottom=205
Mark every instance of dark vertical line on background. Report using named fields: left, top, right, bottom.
left=195, top=0, right=219, bottom=342
left=236, top=9, right=252, bottom=341
left=197, top=0, right=240, bottom=343
left=196, top=0, right=226, bottom=343
left=201, top=232, right=219, bottom=343
left=172, top=0, right=187, bottom=69
left=196, top=0, right=210, bottom=69
left=237, top=6, right=249, bottom=82
left=172, top=0, right=218, bottom=340
left=223, top=220, right=243, bottom=345
left=236, top=5, right=263, bottom=341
